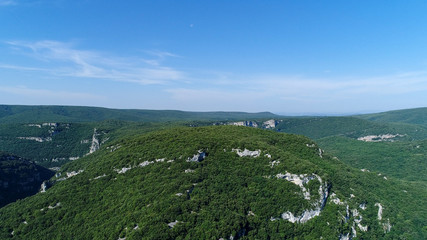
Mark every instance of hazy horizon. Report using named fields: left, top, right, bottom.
left=2, top=103, right=420, bottom=117
left=1, top=1, right=427, bottom=114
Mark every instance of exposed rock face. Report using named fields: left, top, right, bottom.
left=276, top=172, right=317, bottom=200
left=17, top=136, right=52, bottom=142
left=92, top=174, right=107, bottom=180
left=375, top=203, right=383, bottom=220
left=331, top=193, right=373, bottom=238
left=382, top=218, right=392, bottom=233
left=374, top=203, right=392, bottom=233
left=330, top=193, right=345, bottom=205
left=270, top=160, right=280, bottom=168
left=339, top=233, right=350, bottom=240
left=115, top=167, right=132, bottom=174
left=39, top=181, right=48, bottom=193
left=357, top=134, right=405, bottom=142
left=139, top=161, right=154, bottom=167
left=167, top=220, right=180, bottom=228
left=263, top=119, right=277, bottom=129
left=229, top=121, right=258, bottom=127
left=271, top=172, right=329, bottom=224
left=232, top=148, right=261, bottom=158
left=187, top=150, right=207, bottom=162
left=89, top=128, right=100, bottom=154
left=352, top=209, right=368, bottom=232
left=57, top=170, right=84, bottom=181
left=17, top=123, right=62, bottom=142
left=107, top=144, right=122, bottom=152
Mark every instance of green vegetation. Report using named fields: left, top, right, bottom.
left=274, top=116, right=427, bottom=140
left=357, top=107, right=427, bottom=127
left=0, top=120, right=179, bottom=168
left=0, top=126, right=425, bottom=239
left=0, top=105, right=277, bottom=124
left=317, top=136, right=427, bottom=182
left=0, top=105, right=426, bottom=239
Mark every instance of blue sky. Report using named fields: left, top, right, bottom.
left=1, top=0, right=427, bottom=114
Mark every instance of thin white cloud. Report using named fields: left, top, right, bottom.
left=0, top=64, right=50, bottom=72
left=234, top=72, right=427, bottom=99
left=144, top=50, right=180, bottom=59
left=0, top=85, right=104, bottom=100
left=164, top=71, right=427, bottom=112
left=4, top=40, right=186, bottom=85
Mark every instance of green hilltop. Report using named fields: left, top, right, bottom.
left=1, top=126, right=424, bottom=239
left=0, top=105, right=425, bottom=239
left=356, top=107, right=427, bottom=127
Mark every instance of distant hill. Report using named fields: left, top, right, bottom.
left=0, top=105, right=277, bottom=168
left=0, top=105, right=277, bottom=124
left=0, top=152, right=54, bottom=208
left=0, top=120, right=175, bottom=168
left=1, top=126, right=424, bottom=239
left=268, top=115, right=427, bottom=183
left=274, top=115, right=427, bottom=140
left=356, top=107, right=427, bottom=127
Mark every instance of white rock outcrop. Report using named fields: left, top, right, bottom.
left=40, top=181, right=47, bottom=193
left=272, top=172, right=329, bottom=223
left=47, top=202, right=61, bottom=209
left=92, top=174, right=107, bottom=180
left=270, top=160, right=280, bottom=168
left=275, top=172, right=318, bottom=200
left=357, top=134, right=404, bottom=142
left=17, top=136, right=52, bottom=142
left=139, top=161, right=154, bottom=167
left=232, top=148, right=261, bottom=158
left=115, top=167, right=132, bottom=174
left=229, top=121, right=258, bottom=127
left=168, top=220, right=180, bottom=228
left=187, top=150, right=207, bottom=162
left=382, top=218, right=392, bottom=233
left=339, top=233, right=350, bottom=240
left=330, top=193, right=345, bottom=205
left=107, top=144, right=121, bottom=152
left=263, top=119, right=277, bottom=129
left=89, top=128, right=100, bottom=154
left=57, top=170, right=84, bottom=181
left=67, top=170, right=83, bottom=178
left=375, top=203, right=383, bottom=220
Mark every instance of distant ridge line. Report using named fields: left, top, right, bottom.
left=0, top=105, right=278, bottom=124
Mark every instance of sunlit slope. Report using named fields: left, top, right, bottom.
left=275, top=116, right=427, bottom=140
left=356, top=107, right=427, bottom=127
left=0, top=126, right=424, bottom=239
left=317, top=136, right=427, bottom=182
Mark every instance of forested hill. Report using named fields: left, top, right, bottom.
left=356, top=107, right=427, bottom=127
left=0, top=126, right=424, bottom=239
left=0, top=105, right=277, bottom=123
